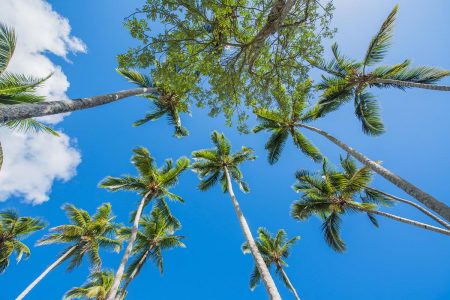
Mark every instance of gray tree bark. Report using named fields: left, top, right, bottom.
left=224, top=168, right=281, bottom=300
left=16, top=245, right=77, bottom=300
left=0, top=88, right=157, bottom=123
left=279, top=267, right=300, bottom=300
left=298, top=123, right=450, bottom=222
left=358, top=207, right=450, bottom=236
left=106, top=191, right=152, bottom=300
left=366, top=187, right=450, bottom=230
left=373, top=78, right=450, bottom=91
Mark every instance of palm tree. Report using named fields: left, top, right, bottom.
left=192, top=131, right=282, bottom=300
left=116, top=201, right=185, bottom=299
left=0, top=23, right=59, bottom=169
left=0, top=25, right=158, bottom=125
left=64, top=271, right=125, bottom=300
left=242, top=228, right=301, bottom=300
left=291, top=158, right=450, bottom=252
left=99, top=147, right=189, bottom=300
left=253, top=80, right=322, bottom=164
left=117, top=69, right=190, bottom=137
left=16, top=203, right=120, bottom=300
left=311, top=5, right=450, bottom=135
left=253, top=81, right=450, bottom=223
left=0, top=210, right=45, bottom=273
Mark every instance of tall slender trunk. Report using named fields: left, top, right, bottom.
left=0, top=140, right=3, bottom=171
left=115, top=248, right=151, bottom=300
left=366, top=187, right=450, bottom=230
left=298, top=123, right=450, bottom=222
left=16, top=245, right=77, bottom=300
left=357, top=207, right=450, bottom=236
left=106, top=192, right=152, bottom=300
left=0, top=88, right=157, bottom=123
left=224, top=168, right=281, bottom=300
left=279, top=267, right=300, bottom=300
left=373, top=78, right=450, bottom=91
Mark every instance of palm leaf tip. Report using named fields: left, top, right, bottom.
left=117, top=68, right=153, bottom=88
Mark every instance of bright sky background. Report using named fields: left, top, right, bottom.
left=1, top=0, right=449, bottom=299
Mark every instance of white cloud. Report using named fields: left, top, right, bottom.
left=0, top=0, right=85, bottom=204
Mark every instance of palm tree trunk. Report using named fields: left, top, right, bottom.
left=0, top=88, right=158, bottom=123
left=106, top=191, right=152, bottom=300
left=366, top=187, right=450, bottom=230
left=115, top=248, right=151, bottom=300
left=279, top=267, right=300, bottom=300
left=373, top=78, right=450, bottom=91
left=358, top=207, right=450, bottom=236
left=224, top=168, right=281, bottom=300
left=16, top=245, right=77, bottom=300
left=298, top=123, right=450, bottom=222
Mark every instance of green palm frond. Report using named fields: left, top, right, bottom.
left=0, top=23, right=16, bottom=74
left=363, top=5, right=399, bottom=68
left=265, top=128, right=289, bottom=164
left=322, top=212, right=345, bottom=252
left=117, top=68, right=153, bottom=88
left=3, top=118, right=59, bottom=136
left=354, top=91, right=384, bottom=135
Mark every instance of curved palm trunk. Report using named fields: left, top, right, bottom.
left=358, top=207, right=450, bottom=236
left=0, top=88, right=157, bottom=123
left=279, top=267, right=300, bottom=300
left=298, top=123, right=450, bottom=222
left=106, top=192, right=152, bottom=300
left=16, top=245, right=77, bottom=300
left=224, top=168, right=281, bottom=300
left=115, top=248, right=151, bottom=300
left=373, top=78, right=450, bottom=91
left=366, top=187, right=450, bottom=230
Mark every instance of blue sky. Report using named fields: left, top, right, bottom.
left=1, top=0, right=450, bottom=299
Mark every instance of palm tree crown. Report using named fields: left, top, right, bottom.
left=291, top=156, right=391, bottom=252
left=242, top=228, right=300, bottom=292
left=117, top=68, right=190, bottom=137
left=0, top=210, right=45, bottom=273
left=37, top=203, right=121, bottom=270
left=312, top=5, right=450, bottom=135
left=191, top=131, right=255, bottom=192
left=64, top=271, right=125, bottom=300
left=100, top=147, right=190, bottom=203
left=118, top=202, right=185, bottom=292
left=0, top=23, right=58, bottom=169
left=253, top=80, right=322, bottom=164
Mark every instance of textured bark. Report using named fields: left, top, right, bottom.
left=0, top=88, right=158, bottom=123
left=224, top=168, right=281, bottom=300
left=279, top=267, right=300, bottom=300
left=359, top=208, right=450, bottom=236
left=16, top=245, right=77, bottom=300
left=373, top=78, right=450, bottom=91
left=298, top=123, right=450, bottom=222
left=106, top=192, right=152, bottom=300
left=367, top=187, right=450, bottom=230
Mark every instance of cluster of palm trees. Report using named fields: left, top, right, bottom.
left=1, top=3, right=450, bottom=299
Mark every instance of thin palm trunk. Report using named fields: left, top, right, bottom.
left=298, top=123, right=450, bottom=222
left=115, top=248, right=151, bottom=300
left=279, top=267, right=300, bottom=300
left=373, top=78, right=450, bottom=91
left=16, top=245, right=77, bottom=300
left=224, top=168, right=281, bottom=300
left=358, top=207, right=450, bottom=236
left=106, top=192, right=152, bottom=300
left=366, top=187, right=450, bottom=230
left=0, top=88, right=158, bottom=123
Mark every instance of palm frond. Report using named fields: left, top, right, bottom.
left=363, top=5, right=399, bottom=68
